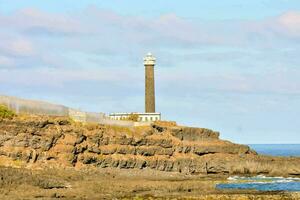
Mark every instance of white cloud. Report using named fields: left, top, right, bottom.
left=0, top=7, right=300, bottom=97
left=276, top=11, right=300, bottom=38
left=8, top=38, right=35, bottom=56
left=0, top=55, right=14, bottom=66
left=1, top=8, right=82, bottom=35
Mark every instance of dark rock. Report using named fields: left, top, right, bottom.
left=87, top=145, right=100, bottom=154
left=171, top=127, right=219, bottom=141
left=75, top=134, right=86, bottom=145
left=152, top=124, right=167, bottom=133
left=56, top=119, right=70, bottom=126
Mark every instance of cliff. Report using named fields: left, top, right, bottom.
left=0, top=115, right=299, bottom=176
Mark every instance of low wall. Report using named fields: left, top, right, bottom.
left=133, top=121, right=152, bottom=127
left=68, top=109, right=105, bottom=124
left=98, top=118, right=134, bottom=127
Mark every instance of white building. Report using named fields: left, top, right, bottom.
left=109, top=112, right=161, bottom=122
left=109, top=53, right=162, bottom=124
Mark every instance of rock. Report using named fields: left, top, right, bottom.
left=151, top=124, right=168, bottom=133
left=100, top=146, right=116, bottom=155
left=0, top=115, right=298, bottom=176
left=171, top=127, right=219, bottom=141
left=56, top=119, right=70, bottom=126
left=75, top=134, right=86, bottom=145
left=136, top=146, right=156, bottom=156
left=87, top=133, right=103, bottom=146
left=116, top=146, right=135, bottom=154
left=80, top=153, right=98, bottom=164
left=87, top=145, right=100, bottom=154
left=114, top=136, right=133, bottom=145
left=205, top=161, right=230, bottom=174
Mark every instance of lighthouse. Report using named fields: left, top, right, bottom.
left=109, top=53, right=161, bottom=123
left=144, top=53, right=156, bottom=113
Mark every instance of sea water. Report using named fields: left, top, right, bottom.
left=248, top=144, right=300, bottom=157
left=216, top=175, right=300, bottom=191
left=216, top=144, right=300, bottom=191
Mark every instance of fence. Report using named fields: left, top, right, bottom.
left=0, top=95, right=105, bottom=123
left=0, top=95, right=68, bottom=116
left=0, top=95, right=147, bottom=127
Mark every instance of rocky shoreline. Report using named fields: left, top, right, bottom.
left=0, top=166, right=299, bottom=199
left=0, top=115, right=299, bottom=199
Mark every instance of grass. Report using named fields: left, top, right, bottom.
left=0, top=105, right=16, bottom=119
left=153, top=121, right=177, bottom=127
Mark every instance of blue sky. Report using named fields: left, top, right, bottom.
left=0, top=0, right=300, bottom=144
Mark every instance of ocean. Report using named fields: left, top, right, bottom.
left=248, top=144, right=300, bottom=157
left=216, top=144, right=300, bottom=192
left=216, top=176, right=300, bottom=192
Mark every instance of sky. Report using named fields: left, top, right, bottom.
left=0, top=0, right=300, bottom=144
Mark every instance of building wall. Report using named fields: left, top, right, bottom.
left=109, top=113, right=161, bottom=122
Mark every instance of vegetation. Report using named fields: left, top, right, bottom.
left=120, top=113, right=140, bottom=122
left=127, top=113, right=140, bottom=122
left=106, top=125, right=132, bottom=134
left=0, top=105, right=16, bottom=119
left=153, top=120, right=177, bottom=127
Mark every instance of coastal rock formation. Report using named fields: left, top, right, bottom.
left=0, top=116, right=299, bottom=176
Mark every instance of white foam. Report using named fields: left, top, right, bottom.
left=274, top=179, right=293, bottom=183
left=228, top=176, right=239, bottom=181
left=227, top=175, right=300, bottom=183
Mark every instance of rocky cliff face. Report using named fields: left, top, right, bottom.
left=0, top=116, right=299, bottom=176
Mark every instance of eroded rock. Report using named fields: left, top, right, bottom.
left=0, top=116, right=298, bottom=177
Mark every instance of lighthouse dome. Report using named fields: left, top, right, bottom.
left=143, top=52, right=156, bottom=65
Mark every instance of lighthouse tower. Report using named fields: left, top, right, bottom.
left=109, top=53, right=161, bottom=123
left=144, top=53, right=156, bottom=113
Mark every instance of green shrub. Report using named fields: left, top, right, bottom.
left=119, top=113, right=140, bottom=122
left=0, top=105, right=16, bottom=119
left=127, top=113, right=140, bottom=122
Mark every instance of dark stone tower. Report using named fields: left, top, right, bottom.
left=144, top=53, right=156, bottom=113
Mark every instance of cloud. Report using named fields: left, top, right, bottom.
left=0, top=8, right=82, bottom=35
left=0, top=7, right=300, bottom=96
left=0, top=36, right=35, bottom=57
left=8, top=38, right=35, bottom=56
left=275, top=11, right=300, bottom=38
left=157, top=65, right=300, bottom=98
left=0, top=66, right=143, bottom=88
left=0, top=55, right=14, bottom=67
left=1, top=7, right=300, bottom=55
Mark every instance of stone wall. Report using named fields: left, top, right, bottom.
left=99, top=118, right=135, bottom=127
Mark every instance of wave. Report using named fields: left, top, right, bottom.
left=218, top=175, right=300, bottom=191
left=227, top=175, right=300, bottom=183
